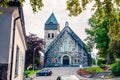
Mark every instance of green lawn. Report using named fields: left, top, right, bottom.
left=24, top=70, right=41, bottom=77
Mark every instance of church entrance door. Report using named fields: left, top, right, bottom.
left=63, top=55, right=69, bottom=65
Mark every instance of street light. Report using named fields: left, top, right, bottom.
left=33, top=47, right=37, bottom=71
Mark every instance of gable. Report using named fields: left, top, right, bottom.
left=45, top=25, right=87, bottom=53
left=54, top=31, right=77, bottom=52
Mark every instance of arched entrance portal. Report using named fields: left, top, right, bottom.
left=63, top=55, right=69, bottom=65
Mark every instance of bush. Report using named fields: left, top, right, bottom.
left=92, top=58, right=96, bottom=65
left=77, top=67, right=104, bottom=78
left=81, top=67, right=103, bottom=75
left=111, top=61, right=120, bottom=76
left=97, top=58, right=106, bottom=65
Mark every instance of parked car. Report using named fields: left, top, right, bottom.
left=56, top=75, right=79, bottom=80
left=36, top=69, right=52, bottom=76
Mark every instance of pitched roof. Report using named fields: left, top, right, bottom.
left=45, top=13, right=59, bottom=30
left=45, top=13, right=58, bottom=25
left=45, top=22, right=87, bottom=53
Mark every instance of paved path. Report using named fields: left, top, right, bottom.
left=32, top=67, right=87, bottom=80
left=27, top=67, right=120, bottom=80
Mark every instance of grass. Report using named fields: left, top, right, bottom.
left=24, top=70, right=41, bottom=77
left=81, top=66, right=104, bottom=74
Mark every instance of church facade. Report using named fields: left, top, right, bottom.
left=44, top=13, right=92, bottom=67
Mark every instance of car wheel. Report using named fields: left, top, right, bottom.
left=36, top=74, right=38, bottom=77
left=45, top=74, right=47, bottom=76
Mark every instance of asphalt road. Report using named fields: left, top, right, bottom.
left=32, top=67, right=85, bottom=80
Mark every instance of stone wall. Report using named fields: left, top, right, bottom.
left=0, top=64, right=8, bottom=80
left=45, top=32, right=89, bottom=67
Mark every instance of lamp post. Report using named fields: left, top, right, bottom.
left=95, top=55, right=98, bottom=66
left=33, top=47, right=37, bottom=71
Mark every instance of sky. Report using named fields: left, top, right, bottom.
left=23, top=0, right=94, bottom=41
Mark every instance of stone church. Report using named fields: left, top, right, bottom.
left=44, top=13, right=92, bottom=67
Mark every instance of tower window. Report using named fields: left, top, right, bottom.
left=48, top=33, right=50, bottom=38
left=52, top=33, right=54, bottom=38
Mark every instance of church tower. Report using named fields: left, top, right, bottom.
left=44, top=13, right=60, bottom=50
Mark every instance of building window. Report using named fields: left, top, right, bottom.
left=75, top=59, right=77, bottom=63
left=52, top=33, right=54, bottom=38
left=15, top=46, right=19, bottom=77
left=48, top=33, right=50, bottom=38
left=78, top=59, right=80, bottom=62
left=74, top=58, right=80, bottom=63
left=52, top=58, right=57, bottom=63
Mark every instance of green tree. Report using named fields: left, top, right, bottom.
left=66, top=0, right=120, bottom=63
left=85, top=5, right=120, bottom=63
left=25, top=33, right=45, bottom=69
left=108, top=10, right=120, bottom=58
left=66, top=0, right=120, bottom=16
left=0, top=0, right=43, bottom=13
left=85, top=13, right=111, bottom=62
left=84, top=36, right=95, bottom=52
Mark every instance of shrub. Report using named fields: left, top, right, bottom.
left=99, top=64, right=111, bottom=71
left=81, top=67, right=103, bottom=75
left=111, top=61, right=120, bottom=76
left=97, top=58, right=106, bottom=65
left=92, top=58, right=96, bottom=65
left=99, top=64, right=105, bottom=69
left=77, top=67, right=104, bottom=78
left=77, top=69, right=91, bottom=78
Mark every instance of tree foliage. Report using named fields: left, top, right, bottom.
left=84, top=33, right=95, bottom=52
left=0, top=0, right=43, bottom=13
left=66, top=0, right=120, bottom=63
left=85, top=4, right=120, bottom=63
left=66, top=0, right=120, bottom=16
left=66, top=0, right=82, bottom=16
left=29, top=0, right=43, bottom=12
left=85, top=13, right=110, bottom=58
left=25, top=33, right=45, bottom=69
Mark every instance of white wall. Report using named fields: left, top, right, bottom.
left=0, top=7, right=26, bottom=80
left=13, top=22, right=26, bottom=80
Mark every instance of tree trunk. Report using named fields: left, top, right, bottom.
left=106, top=52, right=111, bottom=64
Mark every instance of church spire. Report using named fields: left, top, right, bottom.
left=45, top=13, right=59, bottom=30
left=45, top=13, right=58, bottom=25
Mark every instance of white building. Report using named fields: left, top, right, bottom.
left=0, top=1, right=26, bottom=80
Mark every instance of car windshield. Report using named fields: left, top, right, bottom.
left=61, top=75, right=79, bottom=80
left=42, top=69, right=49, bottom=71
